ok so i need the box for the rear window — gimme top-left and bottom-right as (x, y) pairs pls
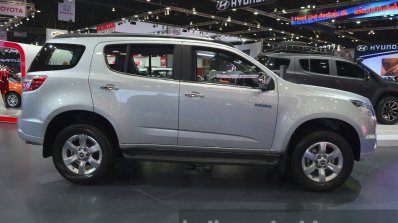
(266, 57), (290, 70)
(29, 43), (85, 72)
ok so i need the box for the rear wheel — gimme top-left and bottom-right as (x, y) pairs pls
(52, 124), (114, 184)
(291, 131), (354, 192)
(377, 96), (398, 125)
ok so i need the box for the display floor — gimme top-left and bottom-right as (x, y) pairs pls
(0, 123), (398, 223)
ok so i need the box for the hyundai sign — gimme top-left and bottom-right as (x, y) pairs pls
(216, 0), (273, 11)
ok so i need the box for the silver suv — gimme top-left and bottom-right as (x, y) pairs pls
(18, 34), (377, 191)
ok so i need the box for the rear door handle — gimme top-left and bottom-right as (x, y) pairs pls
(100, 84), (119, 91)
(185, 91), (204, 98)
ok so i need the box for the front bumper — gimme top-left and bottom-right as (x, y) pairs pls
(359, 134), (377, 161)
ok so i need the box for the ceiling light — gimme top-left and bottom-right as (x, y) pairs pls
(331, 19), (335, 22)
(257, 23), (260, 28)
(312, 5), (316, 9)
(227, 16), (231, 22)
(192, 8), (196, 14)
(348, 31), (354, 34)
(390, 17), (393, 20)
(156, 16), (159, 20)
(37, 10), (41, 13)
(147, 0), (150, 1)
(282, 9), (287, 13)
(356, 20), (361, 24)
(254, 33), (257, 36)
(112, 7), (115, 12)
(281, 31), (284, 33)
(219, 27), (222, 31)
(211, 15), (215, 18)
(232, 8), (236, 11)
(244, 22), (247, 25)
(307, 5), (311, 8)
(248, 28), (251, 31)
(268, 28), (272, 31)
(276, 18), (280, 21)
(254, 11), (258, 15)
(300, 6), (305, 9)
(190, 21), (193, 25)
(148, 11), (152, 14)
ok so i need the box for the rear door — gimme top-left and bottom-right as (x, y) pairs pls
(295, 58), (336, 88)
(89, 41), (181, 146)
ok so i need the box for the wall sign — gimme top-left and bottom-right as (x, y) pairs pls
(96, 22), (115, 33)
(291, 0), (398, 25)
(0, 3), (26, 17)
(58, 0), (75, 22)
(216, 0), (273, 11)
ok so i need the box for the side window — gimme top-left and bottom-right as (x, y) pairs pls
(299, 59), (309, 71)
(194, 49), (262, 88)
(127, 45), (174, 79)
(266, 57), (290, 70)
(104, 45), (127, 73)
(104, 44), (174, 79)
(309, 59), (330, 75)
(336, 61), (365, 79)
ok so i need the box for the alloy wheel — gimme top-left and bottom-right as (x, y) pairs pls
(62, 134), (102, 176)
(301, 141), (343, 183)
(382, 101), (398, 122)
(7, 94), (19, 107)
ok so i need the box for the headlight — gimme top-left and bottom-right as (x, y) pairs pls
(351, 100), (376, 120)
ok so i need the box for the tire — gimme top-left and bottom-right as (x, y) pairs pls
(376, 96), (398, 125)
(5, 92), (21, 108)
(52, 124), (114, 184)
(290, 131), (354, 192)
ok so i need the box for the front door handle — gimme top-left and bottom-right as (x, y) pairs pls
(185, 91), (204, 98)
(100, 84), (119, 91)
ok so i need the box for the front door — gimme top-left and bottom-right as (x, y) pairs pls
(333, 60), (378, 99)
(178, 46), (278, 150)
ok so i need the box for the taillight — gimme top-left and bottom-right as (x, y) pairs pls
(23, 75), (48, 92)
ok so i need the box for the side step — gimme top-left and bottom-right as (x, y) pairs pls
(122, 150), (281, 166)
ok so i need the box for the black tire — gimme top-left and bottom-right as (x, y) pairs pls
(291, 131), (354, 192)
(52, 124), (114, 184)
(5, 92), (21, 108)
(376, 96), (398, 125)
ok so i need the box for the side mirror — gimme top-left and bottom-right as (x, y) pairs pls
(365, 70), (371, 80)
(258, 73), (273, 91)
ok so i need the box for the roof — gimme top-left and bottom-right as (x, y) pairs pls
(53, 33), (234, 47)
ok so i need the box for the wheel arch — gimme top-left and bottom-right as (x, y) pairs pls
(280, 118), (360, 172)
(43, 110), (121, 158)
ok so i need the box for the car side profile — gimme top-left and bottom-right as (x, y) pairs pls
(266, 53), (398, 125)
(18, 34), (376, 191)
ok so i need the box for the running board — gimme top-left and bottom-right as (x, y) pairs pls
(122, 150), (280, 166)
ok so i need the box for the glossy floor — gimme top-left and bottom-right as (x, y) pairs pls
(1, 123), (397, 223)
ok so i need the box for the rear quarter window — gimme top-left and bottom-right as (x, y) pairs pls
(29, 43), (86, 72)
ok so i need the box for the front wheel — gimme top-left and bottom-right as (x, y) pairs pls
(291, 131), (354, 192)
(377, 96), (398, 125)
(6, 92), (21, 108)
(52, 124), (114, 184)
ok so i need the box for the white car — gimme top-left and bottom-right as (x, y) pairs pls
(18, 34), (376, 191)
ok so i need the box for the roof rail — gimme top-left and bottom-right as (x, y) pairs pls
(53, 33), (234, 47)
(266, 41), (335, 55)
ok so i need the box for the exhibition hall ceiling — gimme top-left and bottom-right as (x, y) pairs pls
(13, 0), (398, 47)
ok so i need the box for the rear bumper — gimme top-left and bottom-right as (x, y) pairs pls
(17, 127), (43, 145)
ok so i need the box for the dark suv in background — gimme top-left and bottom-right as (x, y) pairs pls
(266, 53), (398, 125)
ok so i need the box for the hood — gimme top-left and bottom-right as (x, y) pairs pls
(302, 84), (371, 104)
(386, 80), (398, 88)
